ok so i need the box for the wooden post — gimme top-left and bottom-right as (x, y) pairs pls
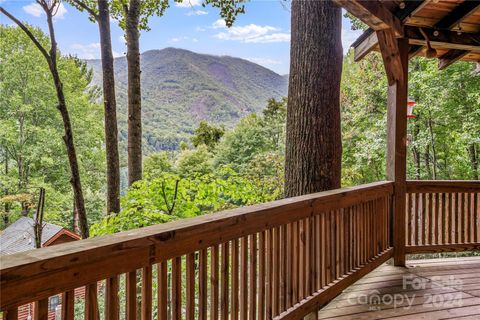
(377, 30), (409, 267)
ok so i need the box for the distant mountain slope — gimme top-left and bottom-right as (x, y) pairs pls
(86, 48), (288, 152)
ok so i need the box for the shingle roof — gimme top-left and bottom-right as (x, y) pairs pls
(0, 217), (63, 255)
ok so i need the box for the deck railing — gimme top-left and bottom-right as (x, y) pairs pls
(1, 181), (393, 320)
(405, 180), (480, 254)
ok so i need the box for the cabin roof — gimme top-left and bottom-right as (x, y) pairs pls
(336, 0), (480, 68)
(0, 217), (77, 255)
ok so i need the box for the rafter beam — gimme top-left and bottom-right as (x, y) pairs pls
(334, 0), (404, 36)
(354, 31), (378, 62)
(435, 1), (480, 30)
(438, 49), (470, 70)
(404, 26), (480, 52)
(408, 45), (424, 59)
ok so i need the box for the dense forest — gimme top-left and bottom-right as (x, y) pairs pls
(0, 23), (479, 233)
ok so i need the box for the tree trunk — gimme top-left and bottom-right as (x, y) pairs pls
(126, 0), (143, 186)
(285, 0), (343, 198)
(425, 144), (432, 179)
(426, 109), (437, 179)
(45, 11), (89, 238)
(469, 143), (479, 180)
(412, 125), (421, 179)
(98, 0), (121, 214)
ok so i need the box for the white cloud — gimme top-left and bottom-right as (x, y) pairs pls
(246, 57), (282, 66)
(119, 35), (126, 44)
(196, 26), (206, 32)
(175, 0), (202, 8)
(23, 2), (67, 20)
(192, 38), (199, 42)
(212, 20), (290, 44)
(341, 28), (363, 54)
(23, 2), (43, 17)
(70, 43), (124, 59)
(186, 10), (208, 16)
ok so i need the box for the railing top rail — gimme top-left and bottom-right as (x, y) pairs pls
(406, 180), (480, 193)
(0, 181), (393, 309)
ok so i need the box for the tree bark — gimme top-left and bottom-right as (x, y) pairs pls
(125, 0), (143, 186)
(45, 10), (89, 238)
(98, 0), (121, 214)
(285, 0), (343, 198)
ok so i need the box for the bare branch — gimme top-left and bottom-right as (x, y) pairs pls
(70, 0), (98, 20)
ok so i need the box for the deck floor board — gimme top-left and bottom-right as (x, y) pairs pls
(318, 257), (480, 320)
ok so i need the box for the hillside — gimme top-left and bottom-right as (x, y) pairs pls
(86, 48), (288, 152)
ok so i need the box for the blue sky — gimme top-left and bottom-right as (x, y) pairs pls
(0, 0), (362, 74)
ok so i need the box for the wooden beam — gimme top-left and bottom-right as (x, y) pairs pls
(354, 31), (378, 62)
(376, 29), (405, 85)
(435, 1), (480, 30)
(384, 36), (409, 267)
(404, 26), (480, 51)
(438, 49), (470, 69)
(333, 0), (404, 36)
(408, 45), (424, 59)
(397, 0), (430, 21)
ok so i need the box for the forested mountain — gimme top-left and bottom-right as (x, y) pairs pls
(86, 48), (288, 152)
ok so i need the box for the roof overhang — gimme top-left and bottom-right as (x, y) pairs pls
(334, 0), (480, 70)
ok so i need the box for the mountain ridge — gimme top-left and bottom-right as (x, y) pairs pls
(86, 47), (288, 152)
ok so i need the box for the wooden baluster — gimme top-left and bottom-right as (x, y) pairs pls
(407, 193), (412, 246)
(249, 234), (257, 320)
(286, 224), (293, 309)
(305, 218), (311, 296)
(186, 253), (195, 320)
(320, 213), (326, 288)
(258, 232), (266, 320)
(142, 266), (152, 320)
(266, 229), (273, 319)
(324, 213), (330, 285)
(199, 250), (208, 320)
(273, 227), (280, 316)
(280, 225), (287, 311)
(461, 193), (466, 244)
(330, 212), (336, 281)
(315, 214), (322, 290)
(427, 193), (433, 245)
(456, 193), (461, 244)
(34, 299), (48, 320)
(231, 240), (239, 320)
(414, 193), (419, 245)
(474, 193), (479, 243)
(172, 257), (182, 320)
(157, 262), (168, 320)
(448, 193), (453, 244)
(434, 193), (439, 245)
(420, 193), (426, 245)
(210, 246), (219, 320)
(240, 237), (248, 320)
(467, 192), (473, 243)
(441, 193), (447, 245)
(105, 277), (119, 320)
(4, 308), (18, 320)
(221, 243), (229, 320)
(62, 290), (75, 320)
(85, 283), (99, 320)
(292, 222), (298, 302)
(126, 272), (136, 320)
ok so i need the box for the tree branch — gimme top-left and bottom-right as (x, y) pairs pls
(0, 6), (51, 62)
(70, 0), (98, 20)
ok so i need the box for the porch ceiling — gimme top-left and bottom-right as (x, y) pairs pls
(335, 0), (480, 69)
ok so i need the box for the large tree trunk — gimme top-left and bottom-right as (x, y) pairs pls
(285, 0), (343, 198)
(98, 0), (121, 214)
(126, 0), (143, 186)
(45, 11), (89, 238)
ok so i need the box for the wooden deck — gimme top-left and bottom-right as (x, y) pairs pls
(318, 256), (480, 320)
